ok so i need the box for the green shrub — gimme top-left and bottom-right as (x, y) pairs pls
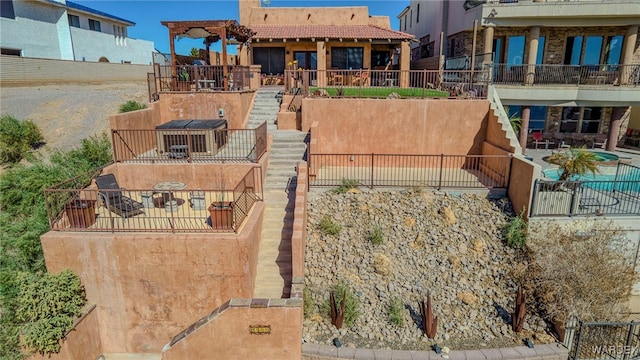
(0, 115), (44, 165)
(365, 225), (384, 246)
(332, 178), (359, 194)
(318, 215), (342, 236)
(303, 287), (315, 318)
(17, 269), (86, 355)
(329, 281), (360, 327)
(388, 297), (404, 326)
(118, 100), (147, 113)
(503, 213), (528, 249)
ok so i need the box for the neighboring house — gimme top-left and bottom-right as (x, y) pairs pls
(238, 0), (414, 86)
(399, 0), (640, 151)
(0, 0), (154, 64)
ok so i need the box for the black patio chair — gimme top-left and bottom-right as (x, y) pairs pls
(95, 174), (144, 218)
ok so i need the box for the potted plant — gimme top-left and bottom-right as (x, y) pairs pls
(208, 169), (233, 230)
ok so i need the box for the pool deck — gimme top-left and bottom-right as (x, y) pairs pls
(525, 146), (640, 174)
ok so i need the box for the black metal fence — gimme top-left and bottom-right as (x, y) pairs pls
(531, 164), (640, 217)
(493, 63), (640, 87)
(307, 153), (512, 189)
(111, 122), (267, 163)
(44, 167), (262, 233)
(568, 320), (640, 360)
(150, 64), (253, 93)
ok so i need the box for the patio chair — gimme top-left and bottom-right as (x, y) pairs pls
(592, 134), (607, 149)
(532, 132), (546, 149)
(555, 133), (570, 149)
(351, 70), (370, 86)
(95, 174), (144, 218)
(571, 133), (585, 147)
(543, 132), (556, 148)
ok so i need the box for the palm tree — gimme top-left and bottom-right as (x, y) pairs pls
(547, 147), (600, 181)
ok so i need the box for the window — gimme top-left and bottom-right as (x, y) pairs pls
(371, 50), (390, 67)
(68, 14), (80, 28)
(89, 19), (101, 32)
(506, 36), (525, 66)
(404, 15), (407, 31)
(416, 3), (420, 23)
(331, 47), (363, 69)
(605, 35), (623, 65)
(421, 42), (435, 58)
(1, 0), (15, 19)
(507, 106), (548, 131)
(410, 10), (412, 28)
(564, 36), (583, 65)
(293, 51), (317, 70)
(253, 47), (285, 74)
(560, 107), (602, 133)
(536, 36), (545, 64)
(583, 36), (603, 65)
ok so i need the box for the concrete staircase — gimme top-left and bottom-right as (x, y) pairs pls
(248, 88), (307, 299)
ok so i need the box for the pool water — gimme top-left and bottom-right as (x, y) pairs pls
(590, 151), (619, 162)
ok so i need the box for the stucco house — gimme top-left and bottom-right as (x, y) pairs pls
(0, 0), (154, 64)
(237, 0), (414, 87)
(399, 0), (640, 152)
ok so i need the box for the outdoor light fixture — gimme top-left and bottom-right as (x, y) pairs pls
(219, 109), (224, 118)
(349, 155), (355, 161)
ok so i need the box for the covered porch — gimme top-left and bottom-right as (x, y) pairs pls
(247, 24), (413, 88)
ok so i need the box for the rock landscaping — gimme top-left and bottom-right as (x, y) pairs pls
(303, 189), (554, 351)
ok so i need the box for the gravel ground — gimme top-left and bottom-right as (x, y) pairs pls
(0, 82), (148, 151)
(304, 189), (555, 351)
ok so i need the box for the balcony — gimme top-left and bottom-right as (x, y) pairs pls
(44, 166), (262, 233)
(492, 64), (640, 87)
(285, 69), (491, 99)
(148, 64), (258, 100)
(111, 123), (267, 163)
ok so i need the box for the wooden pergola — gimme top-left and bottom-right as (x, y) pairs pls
(161, 20), (255, 89)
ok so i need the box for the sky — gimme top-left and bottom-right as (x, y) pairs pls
(74, 0), (410, 56)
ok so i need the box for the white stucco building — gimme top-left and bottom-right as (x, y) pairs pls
(0, 0), (154, 64)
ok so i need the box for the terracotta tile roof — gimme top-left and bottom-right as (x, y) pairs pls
(250, 25), (414, 41)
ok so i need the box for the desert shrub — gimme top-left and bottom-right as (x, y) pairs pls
(519, 221), (634, 322)
(332, 178), (359, 194)
(328, 281), (360, 327)
(303, 287), (315, 318)
(366, 225), (385, 246)
(502, 213), (527, 249)
(118, 100), (147, 113)
(17, 269), (86, 355)
(0, 115), (44, 165)
(0, 135), (111, 358)
(318, 215), (341, 236)
(388, 297), (404, 326)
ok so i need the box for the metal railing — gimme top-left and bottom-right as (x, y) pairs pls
(285, 69), (490, 99)
(568, 320), (640, 360)
(493, 63), (640, 86)
(111, 123), (267, 163)
(150, 64), (253, 93)
(44, 167), (262, 233)
(307, 153), (512, 189)
(531, 164), (640, 217)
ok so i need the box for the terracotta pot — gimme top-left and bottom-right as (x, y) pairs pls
(208, 202), (233, 230)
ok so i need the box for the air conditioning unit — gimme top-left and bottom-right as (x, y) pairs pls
(155, 120), (227, 157)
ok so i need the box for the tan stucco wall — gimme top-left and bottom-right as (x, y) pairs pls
(41, 202), (264, 353)
(162, 306), (302, 360)
(156, 91), (256, 129)
(29, 306), (102, 360)
(508, 155), (540, 218)
(109, 102), (161, 130)
(247, 6), (373, 26)
(302, 98), (490, 155)
(485, 110), (516, 153)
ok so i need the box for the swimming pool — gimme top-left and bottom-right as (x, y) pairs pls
(590, 151), (620, 165)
